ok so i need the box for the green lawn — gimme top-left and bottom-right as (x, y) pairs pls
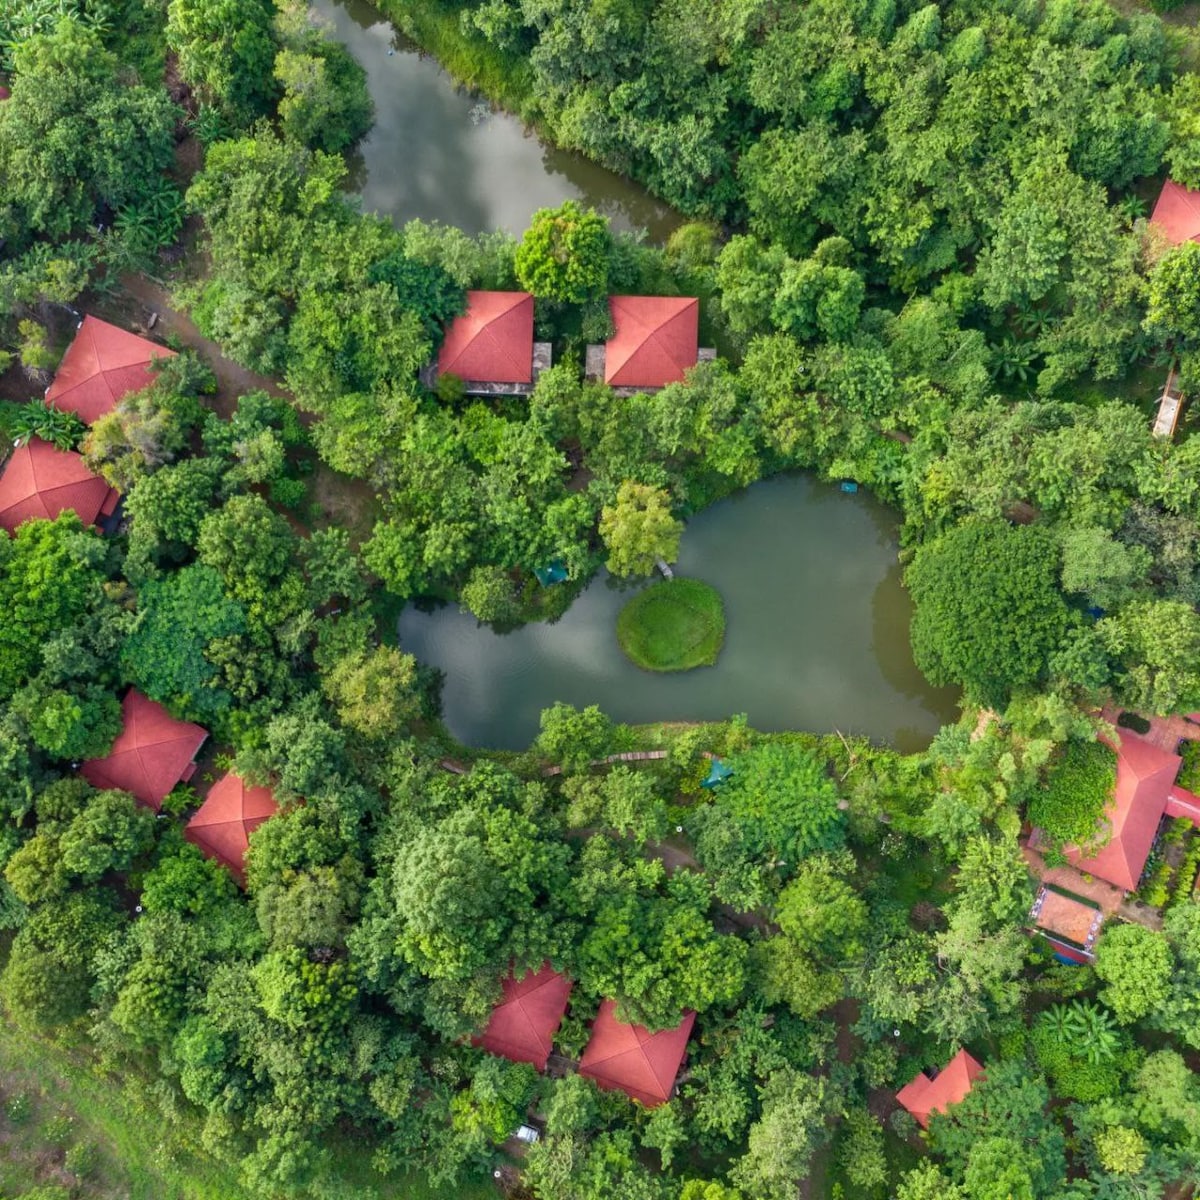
(0, 1019), (496, 1200)
(616, 578), (726, 672)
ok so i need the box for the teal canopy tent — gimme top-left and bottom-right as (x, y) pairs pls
(702, 758), (733, 789)
(533, 559), (568, 587)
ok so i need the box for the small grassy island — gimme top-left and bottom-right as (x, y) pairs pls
(616, 578), (725, 672)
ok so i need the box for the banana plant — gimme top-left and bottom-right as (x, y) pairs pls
(9, 398), (86, 450)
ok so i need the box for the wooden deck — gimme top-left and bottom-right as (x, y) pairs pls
(584, 346), (717, 394)
(419, 342), (552, 396)
(1153, 363), (1184, 439)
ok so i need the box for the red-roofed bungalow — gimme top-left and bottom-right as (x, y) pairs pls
(185, 772), (278, 887)
(578, 1001), (695, 1107)
(428, 291), (550, 395)
(0, 438), (119, 534)
(474, 963), (572, 1071)
(587, 296), (712, 393)
(81, 690), (207, 811)
(1150, 180), (1200, 247)
(46, 316), (175, 426)
(1065, 733), (1182, 893)
(896, 1049), (984, 1129)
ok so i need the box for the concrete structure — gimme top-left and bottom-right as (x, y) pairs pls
(425, 291), (550, 396)
(1150, 179), (1200, 246)
(585, 296), (714, 394)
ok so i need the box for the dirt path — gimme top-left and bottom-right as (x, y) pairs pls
(112, 275), (289, 417)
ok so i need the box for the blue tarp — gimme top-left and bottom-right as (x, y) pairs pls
(702, 758), (734, 789)
(840, 480), (859, 493)
(533, 559), (568, 587)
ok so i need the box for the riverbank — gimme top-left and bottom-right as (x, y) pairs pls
(374, 0), (538, 120)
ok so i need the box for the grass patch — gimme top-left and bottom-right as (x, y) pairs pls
(616, 578), (725, 672)
(0, 1019), (494, 1200)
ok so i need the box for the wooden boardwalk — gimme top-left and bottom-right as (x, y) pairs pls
(1153, 363), (1183, 439)
(542, 750), (669, 777)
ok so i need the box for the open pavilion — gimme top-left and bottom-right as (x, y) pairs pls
(185, 772), (278, 887)
(82, 690), (207, 811)
(578, 1001), (694, 1107)
(46, 315), (175, 425)
(426, 290), (550, 395)
(1028, 885), (1104, 963)
(586, 296), (713, 394)
(0, 438), (119, 534)
(1064, 733), (1183, 893)
(1150, 179), (1200, 246)
(896, 1049), (984, 1129)
(474, 963), (572, 1071)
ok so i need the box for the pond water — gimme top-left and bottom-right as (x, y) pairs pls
(308, 0), (682, 240)
(399, 475), (960, 754)
(304, 6), (955, 751)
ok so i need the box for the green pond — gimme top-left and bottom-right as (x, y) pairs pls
(309, 0), (682, 240)
(399, 476), (960, 753)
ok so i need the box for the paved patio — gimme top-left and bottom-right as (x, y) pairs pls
(1022, 841), (1125, 916)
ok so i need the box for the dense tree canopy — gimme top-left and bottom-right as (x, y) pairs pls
(907, 522), (1074, 706)
(6, 0), (1200, 1198)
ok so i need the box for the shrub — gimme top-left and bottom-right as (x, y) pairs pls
(1028, 740), (1115, 850)
(1116, 711), (1151, 734)
(64, 1140), (99, 1177)
(6, 1090), (32, 1123)
(1179, 741), (1200, 792)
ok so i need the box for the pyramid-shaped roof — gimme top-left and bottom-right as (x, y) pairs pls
(896, 1049), (984, 1129)
(0, 438), (118, 534)
(1150, 180), (1200, 247)
(184, 772), (278, 887)
(474, 963), (572, 1071)
(46, 316), (175, 425)
(81, 690), (207, 811)
(1067, 732), (1181, 892)
(437, 291), (534, 384)
(605, 296), (699, 389)
(578, 1000), (695, 1107)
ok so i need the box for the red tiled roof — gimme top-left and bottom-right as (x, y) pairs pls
(0, 438), (118, 533)
(184, 772), (278, 887)
(81, 690), (207, 811)
(578, 1001), (694, 1107)
(46, 316), (175, 425)
(1166, 784), (1200, 825)
(474, 963), (572, 1071)
(605, 296), (699, 389)
(896, 1049), (984, 1129)
(1150, 180), (1200, 247)
(437, 291), (534, 384)
(1067, 733), (1181, 892)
